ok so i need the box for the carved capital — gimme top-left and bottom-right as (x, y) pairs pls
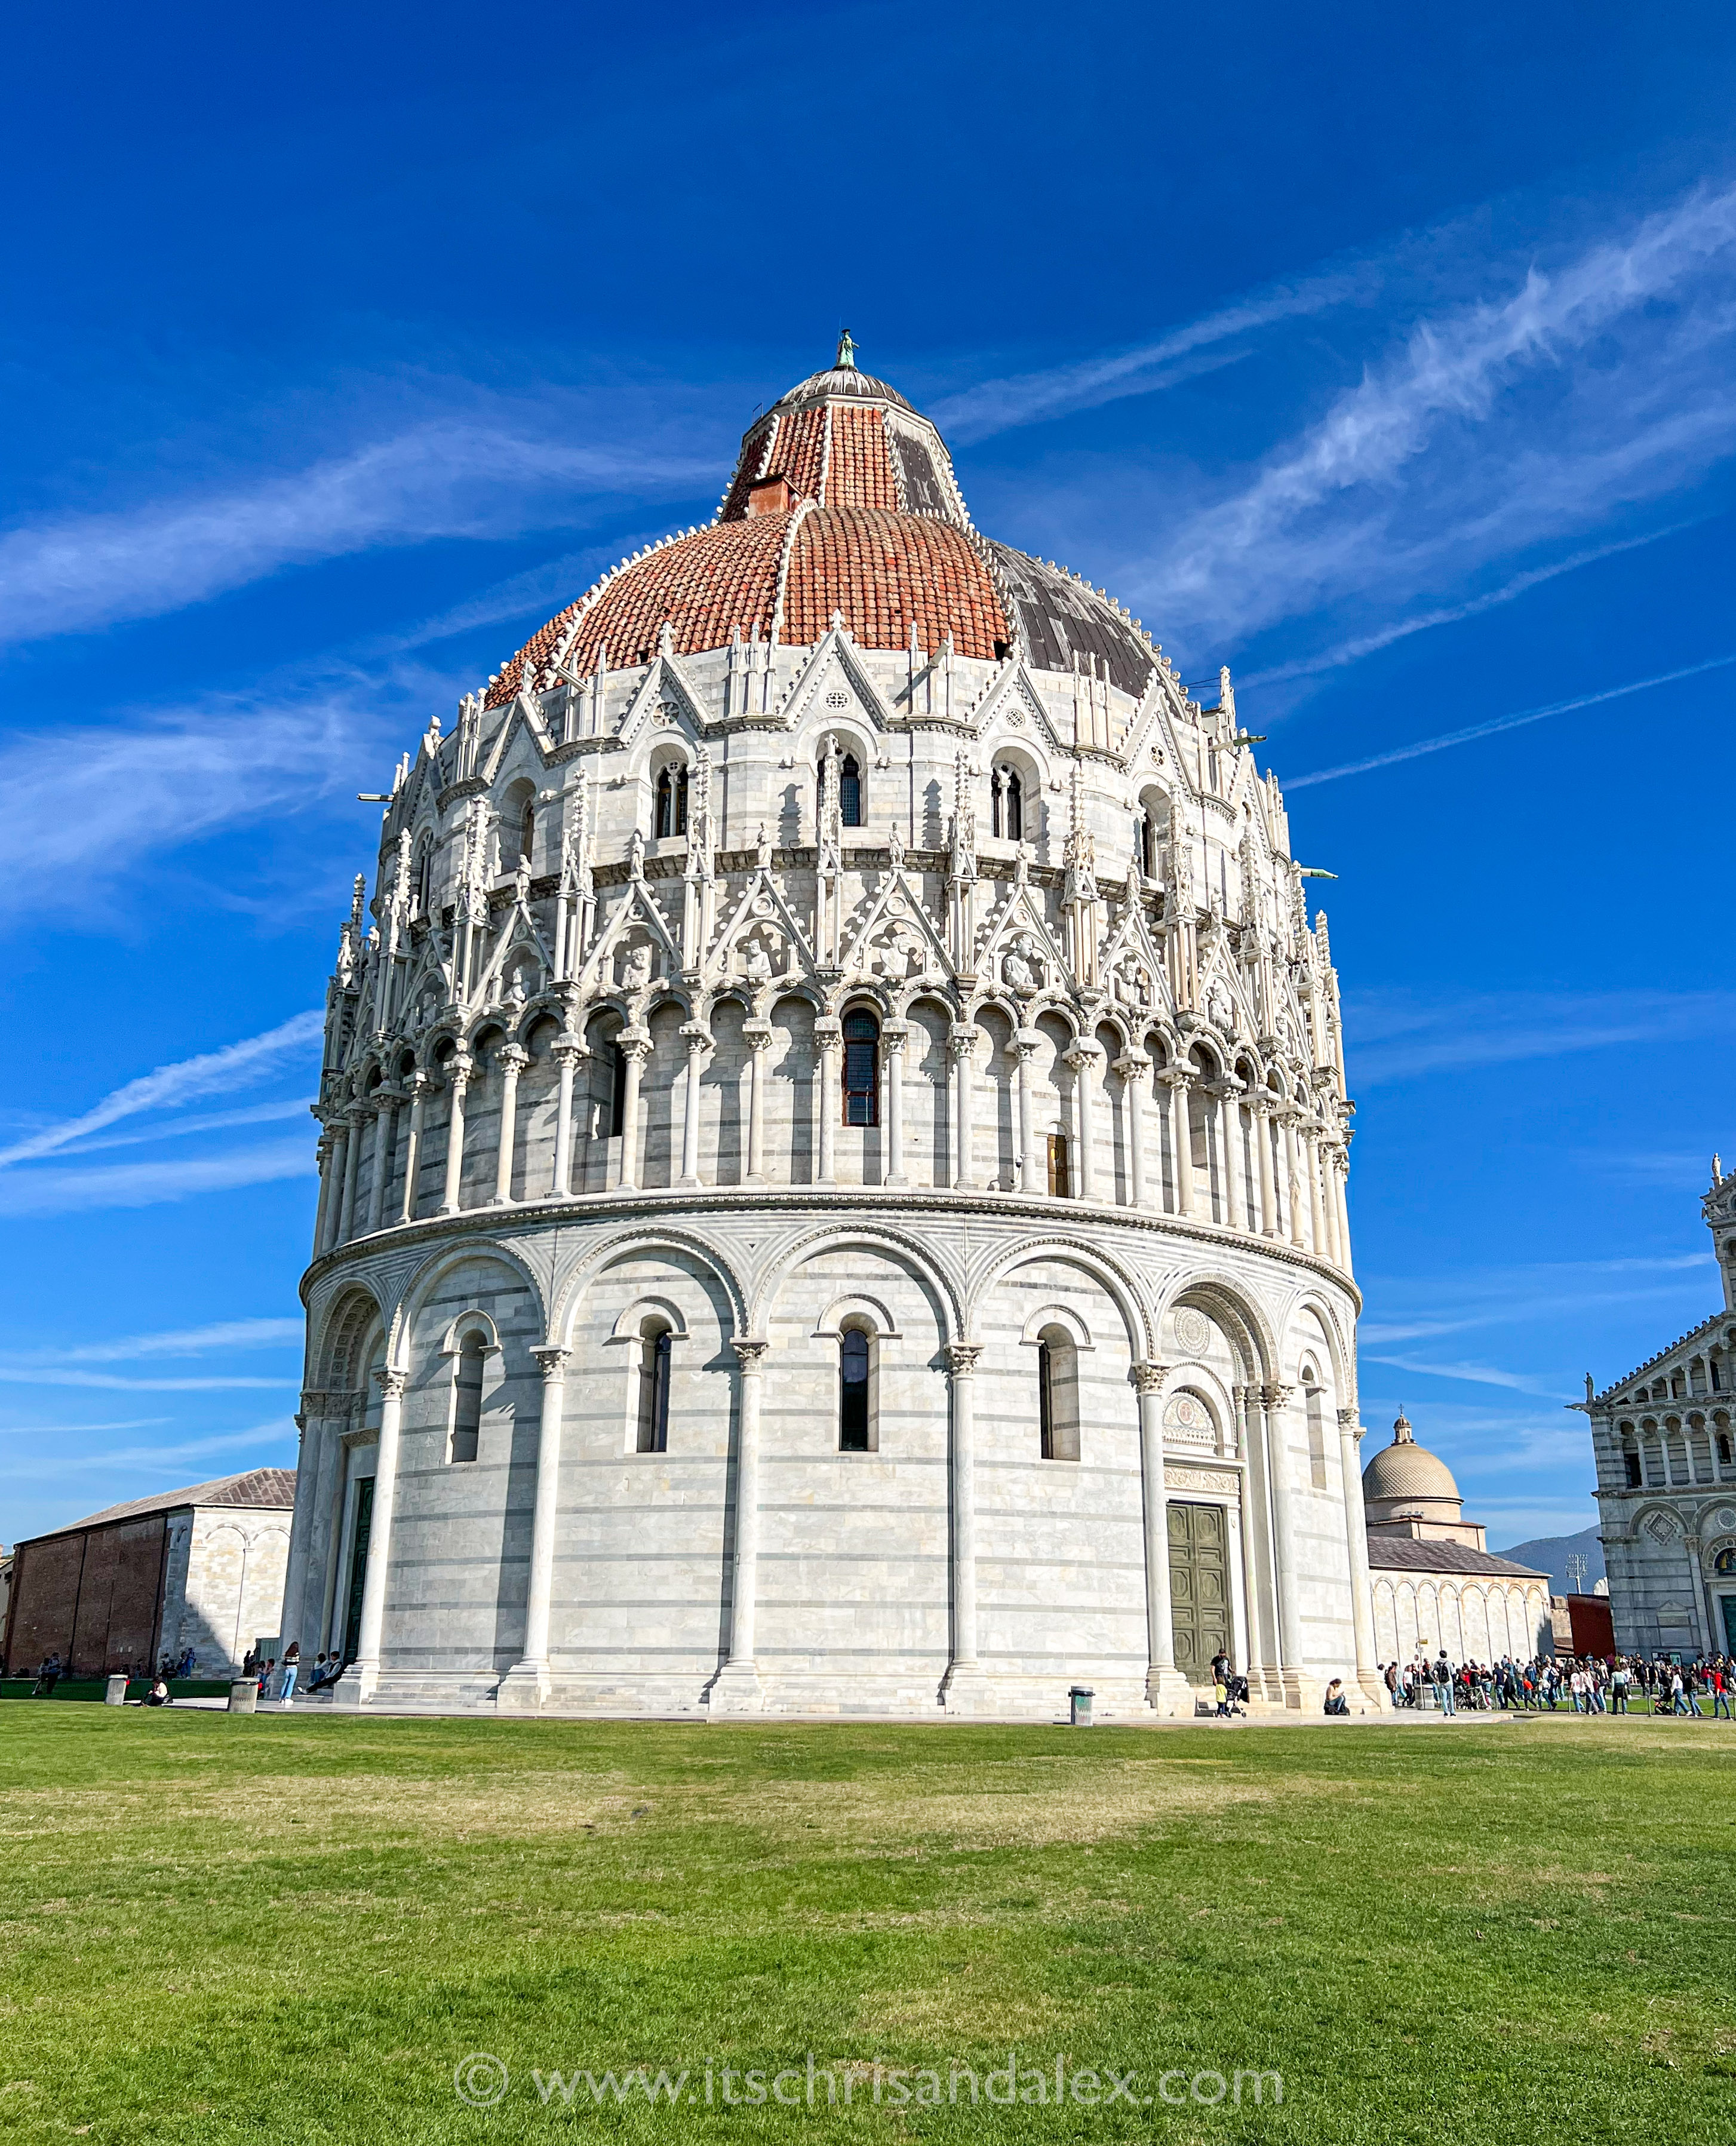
(732, 1337), (770, 1373)
(814, 1018), (843, 1052)
(1114, 1051), (1152, 1080)
(944, 1342), (984, 1376)
(679, 1023), (714, 1054)
(551, 1033), (588, 1066)
(1131, 1359), (1169, 1397)
(494, 1045), (530, 1075)
(1062, 1044), (1102, 1073)
(374, 1367), (410, 1402)
(880, 1023), (911, 1050)
(1154, 1063), (1192, 1091)
(948, 1027), (981, 1061)
(618, 1028), (653, 1061)
(743, 1020), (775, 1052)
(530, 1345), (571, 1381)
(1261, 1381), (1295, 1411)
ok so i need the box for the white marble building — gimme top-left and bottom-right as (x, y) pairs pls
(1361, 1412), (1552, 1665)
(1585, 1161), (1736, 1658)
(285, 339), (1382, 1718)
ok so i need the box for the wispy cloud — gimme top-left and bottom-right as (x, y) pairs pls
(930, 267), (1372, 442)
(1129, 181), (1736, 657)
(0, 422), (714, 647)
(1286, 650), (1736, 788)
(0, 1417), (168, 1437)
(1365, 1352), (1569, 1398)
(0, 1140), (312, 1218)
(1239, 524), (1700, 690)
(29, 1317), (304, 1364)
(0, 1366), (296, 1390)
(0, 1423), (296, 1479)
(49, 1098), (312, 1160)
(1347, 987), (1736, 1087)
(0, 1014), (322, 1168)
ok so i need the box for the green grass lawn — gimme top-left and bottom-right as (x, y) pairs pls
(1, 1711), (1731, 2144)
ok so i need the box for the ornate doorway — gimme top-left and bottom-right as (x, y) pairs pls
(1168, 1500), (1231, 1680)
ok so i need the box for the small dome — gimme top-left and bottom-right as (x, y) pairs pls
(1362, 1409), (1462, 1508)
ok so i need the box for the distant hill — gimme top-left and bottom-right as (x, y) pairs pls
(1495, 1524), (1605, 1597)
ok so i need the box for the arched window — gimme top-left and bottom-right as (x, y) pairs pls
(518, 797), (536, 865)
(842, 1009), (880, 1126)
(451, 1328), (488, 1463)
(414, 839), (433, 916)
(1036, 1324), (1079, 1460)
(655, 765), (689, 840)
(637, 1321), (672, 1453)
(1138, 809), (1157, 879)
(1045, 1132), (1071, 1198)
(839, 1326), (873, 1451)
(1623, 1442), (1642, 1487)
(992, 764), (1024, 841)
(1719, 1432), (1732, 1465)
(840, 754), (863, 828)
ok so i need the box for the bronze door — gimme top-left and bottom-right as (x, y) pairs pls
(1167, 1500), (1231, 1680)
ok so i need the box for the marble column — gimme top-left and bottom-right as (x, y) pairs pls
(1012, 1029), (1042, 1194)
(1252, 1099), (1278, 1238)
(1135, 1362), (1190, 1712)
(949, 1026), (979, 1190)
(1162, 1067), (1196, 1216)
(712, 1338), (769, 1711)
(1118, 1052), (1151, 1208)
(1337, 1410), (1383, 1702)
(337, 1106), (365, 1242)
(364, 1094), (398, 1235)
(1064, 1042), (1101, 1202)
(678, 1023), (711, 1189)
(1333, 1144), (1354, 1276)
(550, 1035), (585, 1197)
(1298, 1117), (1321, 1252)
(491, 1045), (527, 1204)
(743, 1021), (773, 1185)
(311, 1127), (338, 1254)
(498, 1346), (571, 1710)
(278, 1396), (322, 1650)
(1214, 1082), (1246, 1230)
(942, 1341), (987, 1708)
(1261, 1383), (1307, 1705)
(333, 1367), (407, 1707)
(616, 1029), (650, 1192)
(439, 1057), (473, 1217)
(398, 1073), (430, 1224)
(321, 1120), (351, 1252)
(816, 1018), (842, 1187)
(882, 1023), (909, 1186)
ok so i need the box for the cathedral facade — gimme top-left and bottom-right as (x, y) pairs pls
(1585, 1163), (1736, 1659)
(284, 340), (1381, 1718)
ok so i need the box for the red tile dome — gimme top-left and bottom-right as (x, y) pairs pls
(484, 337), (1159, 707)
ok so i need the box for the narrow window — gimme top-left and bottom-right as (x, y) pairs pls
(1720, 1433), (1732, 1465)
(1623, 1449), (1642, 1488)
(1139, 810), (1156, 879)
(1714, 1359), (1723, 1391)
(654, 766), (688, 839)
(993, 765), (1024, 841)
(1304, 1380), (1328, 1490)
(1036, 1324), (1079, 1460)
(414, 842), (433, 914)
(839, 1327), (871, 1451)
(608, 1040), (626, 1137)
(519, 799), (536, 865)
(1046, 1132), (1070, 1198)
(842, 1009), (880, 1126)
(451, 1329), (487, 1462)
(839, 754), (863, 828)
(637, 1323), (672, 1453)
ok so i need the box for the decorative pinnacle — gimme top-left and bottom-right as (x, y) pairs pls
(835, 328), (858, 371)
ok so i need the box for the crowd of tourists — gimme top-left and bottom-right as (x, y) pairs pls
(1377, 1651), (1734, 1715)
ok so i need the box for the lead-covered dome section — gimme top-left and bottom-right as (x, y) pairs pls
(482, 342), (1161, 708)
(1362, 1412), (1464, 1511)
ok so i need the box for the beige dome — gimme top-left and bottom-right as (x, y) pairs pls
(1362, 1410), (1462, 1511)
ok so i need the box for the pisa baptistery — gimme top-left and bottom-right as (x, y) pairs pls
(287, 337), (1381, 1719)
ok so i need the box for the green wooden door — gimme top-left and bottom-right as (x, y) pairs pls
(1167, 1500), (1231, 1681)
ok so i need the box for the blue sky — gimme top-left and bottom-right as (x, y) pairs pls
(4, 1), (1735, 1548)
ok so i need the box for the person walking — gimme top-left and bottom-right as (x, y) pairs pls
(275, 1644), (300, 1708)
(1433, 1650), (1456, 1717)
(1710, 1662), (1731, 1720)
(1611, 1660), (1630, 1714)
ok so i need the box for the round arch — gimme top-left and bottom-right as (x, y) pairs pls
(965, 1235), (1152, 1361)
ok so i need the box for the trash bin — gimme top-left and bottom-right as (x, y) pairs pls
(228, 1680), (259, 1715)
(1069, 1686), (1094, 1727)
(104, 1674), (128, 1706)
